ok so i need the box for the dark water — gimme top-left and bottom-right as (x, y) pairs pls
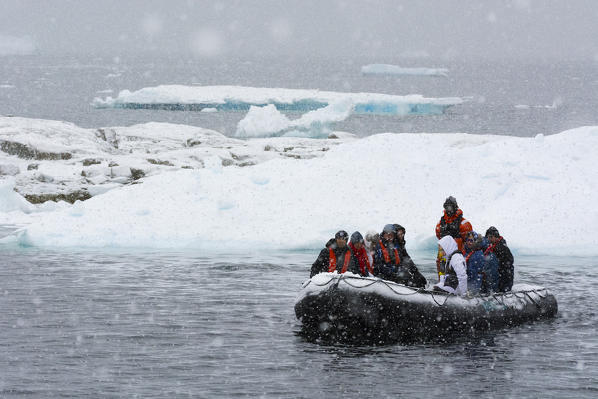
(1, 54), (597, 137)
(1, 246), (596, 398)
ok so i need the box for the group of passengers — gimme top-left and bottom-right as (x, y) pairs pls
(310, 196), (514, 296)
(310, 224), (427, 288)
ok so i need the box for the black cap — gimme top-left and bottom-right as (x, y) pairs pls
(443, 196), (458, 209)
(335, 230), (349, 239)
(350, 231), (364, 243)
(393, 224), (405, 234)
(485, 226), (500, 238)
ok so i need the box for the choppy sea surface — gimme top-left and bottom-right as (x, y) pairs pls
(1, 55), (598, 397)
(0, 247), (596, 398)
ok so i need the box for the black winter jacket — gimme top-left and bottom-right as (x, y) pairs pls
(310, 241), (357, 277)
(494, 238), (514, 292)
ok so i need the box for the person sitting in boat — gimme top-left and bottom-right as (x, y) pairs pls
(348, 231), (374, 277)
(434, 235), (468, 295)
(373, 224), (426, 288)
(372, 224), (400, 281)
(364, 230), (379, 266)
(484, 226), (514, 292)
(393, 224), (427, 288)
(310, 230), (358, 277)
(435, 196), (473, 252)
(463, 231), (485, 294)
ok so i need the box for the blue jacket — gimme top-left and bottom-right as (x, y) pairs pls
(481, 237), (499, 293)
(464, 248), (485, 294)
(373, 239), (400, 280)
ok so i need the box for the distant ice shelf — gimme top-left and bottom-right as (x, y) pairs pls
(361, 64), (449, 77)
(93, 85), (462, 116)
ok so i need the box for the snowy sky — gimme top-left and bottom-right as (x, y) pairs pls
(1, 0), (597, 60)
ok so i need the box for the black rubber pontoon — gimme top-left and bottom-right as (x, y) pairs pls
(295, 273), (558, 344)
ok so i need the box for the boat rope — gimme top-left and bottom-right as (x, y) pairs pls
(430, 291), (452, 307)
(340, 278), (380, 289)
(340, 275), (425, 296)
(303, 275), (551, 308)
(382, 281), (425, 296)
(524, 291), (541, 308)
(491, 293), (507, 307)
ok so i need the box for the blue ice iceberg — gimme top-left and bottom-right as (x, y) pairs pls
(93, 85), (461, 116)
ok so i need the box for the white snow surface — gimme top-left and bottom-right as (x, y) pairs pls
(92, 84), (462, 115)
(361, 64), (449, 77)
(1, 116), (597, 256)
(0, 116), (351, 199)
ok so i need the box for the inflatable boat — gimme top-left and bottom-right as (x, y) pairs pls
(295, 273), (558, 344)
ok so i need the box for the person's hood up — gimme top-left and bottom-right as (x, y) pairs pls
(439, 235), (458, 255)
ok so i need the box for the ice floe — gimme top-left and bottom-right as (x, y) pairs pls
(93, 85), (462, 116)
(1, 116), (596, 256)
(0, 116), (354, 203)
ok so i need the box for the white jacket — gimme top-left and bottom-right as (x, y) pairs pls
(435, 235), (468, 295)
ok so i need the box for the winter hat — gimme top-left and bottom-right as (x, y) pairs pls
(466, 231), (483, 248)
(350, 231), (364, 244)
(393, 224), (405, 234)
(335, 230), (349, 239)
(365, 230), (379, 244)
(485, 226), (500, 238)
(443, 196), (458, 210)
(382, 224), (395, 235)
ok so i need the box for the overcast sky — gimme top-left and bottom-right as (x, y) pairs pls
(1, 0), (597, 61)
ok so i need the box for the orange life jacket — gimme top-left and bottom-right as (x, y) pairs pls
(328, 248), (352, 273)
(379, 240), (400, 265)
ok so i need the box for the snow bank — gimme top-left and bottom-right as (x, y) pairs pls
(0, 116), (351, 201)
(361, 64), (449, 77)
(9, 126), (598, 256)
(93, 85), (462, 116)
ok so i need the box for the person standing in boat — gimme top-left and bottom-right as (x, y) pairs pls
(463, 231), (485, 294)
(310, 230), (358, 277)
(393, 224), (427, 288)
(484, 226), (514, 292)
(434, 235), (468, 295)
(435, 196), (473, 252)
(435, 196), (472, 279)
(348, 231), (374, 277)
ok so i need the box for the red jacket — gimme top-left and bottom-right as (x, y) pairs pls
(435, 208), (473, 252)
(349, 242), (374, 276)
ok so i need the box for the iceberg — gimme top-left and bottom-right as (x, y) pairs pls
(0, 177), (34, 213)
(361, 64), (449, 77)
(92, 85), (462, 116)
(235, 99), (354, 138)
(2, 118), (597, 257)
